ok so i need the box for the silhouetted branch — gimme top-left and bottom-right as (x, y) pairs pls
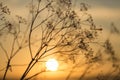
(0, 0), (119, 80)
(0, 43), (9, 59)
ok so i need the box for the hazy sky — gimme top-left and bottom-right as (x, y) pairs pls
(79, 0), (120, 24)
(4, 0), (119, 64)
(81, 0), (120, 8)
(2, 0), (119, 67)
(5, 0), (120, 26)
(0, 0), (120, 79)
(1, 0), (120, 69)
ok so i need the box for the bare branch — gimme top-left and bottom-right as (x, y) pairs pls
(0, 43), (9, 59)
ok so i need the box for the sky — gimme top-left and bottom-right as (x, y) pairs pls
(78, 0), (120, 55)
(2, 0), (120, 19)
(4, 0), (120, 28)
(79, 0), (120, 24)
(0, 0), (120, 79)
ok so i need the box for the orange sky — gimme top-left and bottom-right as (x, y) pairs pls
(0, 0), (120, 79)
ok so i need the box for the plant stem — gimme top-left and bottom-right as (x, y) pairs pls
(3, 59), (11, 80)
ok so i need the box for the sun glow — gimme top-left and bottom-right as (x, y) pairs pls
(46, 59), (59, 71)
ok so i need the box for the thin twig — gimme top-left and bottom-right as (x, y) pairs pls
(0, 43), (9, 59)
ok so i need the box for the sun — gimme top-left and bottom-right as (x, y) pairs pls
(46, 58), (59, 71)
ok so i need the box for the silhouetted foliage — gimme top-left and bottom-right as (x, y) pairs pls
(0, 0), (119, 80)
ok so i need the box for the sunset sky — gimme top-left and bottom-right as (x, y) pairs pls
(5, 0), (120, 30)
(0, 0), (120, 80)
(3, 0), (120, 26)
(5, 0), (120, 59)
